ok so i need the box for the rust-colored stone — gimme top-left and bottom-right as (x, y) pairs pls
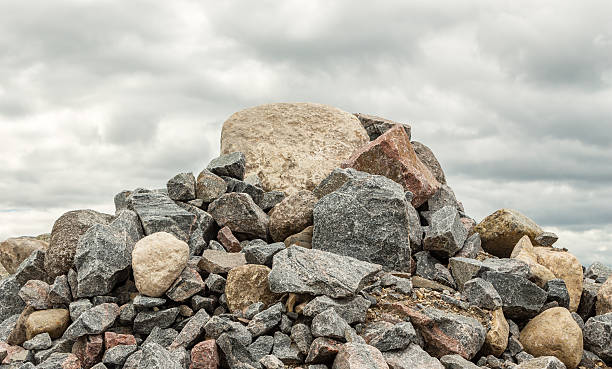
(72, 334), (103, 369)
(190, 339), (219, 369)
(217, 226), (241, 252)
(104, 331), (137, 350)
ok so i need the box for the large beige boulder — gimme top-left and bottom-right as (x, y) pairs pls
(511, 236), (556, 288)
(519, 307), (583, 369)
(483, 308), (509, 357)
(533, 247), (583, 312)
(225, 264), (281, 313)
(473, 209), (543, 258)
(596, 275), (612, 315)
(0, 237), (48, 274)
(132, 232), (189, 297)
(220, 103), (369, 195)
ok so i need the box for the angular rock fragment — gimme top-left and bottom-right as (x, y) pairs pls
(208, 192), (269, 240)
(583, 312), (612, 363)
(48, 275), (72, 305)
(260, 191), (286, 212)
(199, 249), (246, 274)
(248, 302), (283, 337)
(585, 261), (612, 283)
(0, 236), (48, 274)
(269, 190), (317, 242)
(455, 233), (483, 259)
(103, 344), (138, 366)
(411, 141), (446, 185)
(311, 308), (351, 340)
(354, 113), (411, 141)
(272, 331), (302, 364)
(133, 307), (180, 335)
(480, 271), (547, 320)
(544, 279), (570, 309)
(23, 332), (53, 350)
(243, 240), (285, 266)
(167, 172), (196, 201)
(414, 251), (456, 288)
(333, 343), (389, 369)
(0, 277), (26, 321)
(138, 342), (183, 369)
(207, 151), (246, 180)
(532, 247), (583, 312)
(362, 321), (418, 352)
(448, 257), (483, 291)
(463, 278), (502, 310)
(196, 169), (227, 203)
(483, 308), (509, 357)
(225, 264), (280, 313)
(516, 356), (568, 369)
(166, 266), (205, 302)
(63, 303), (119, 339)
(534, 232), (558, 247)
(19, 280), (51, 309)
(439, 354), (479, 369)
(217, 226), (241, 252)
(423, 206), (468, 257)
(302, 295), (371, 325)
(597, 275), (612, 315)
(190, 339), (219, 369)
(15, 248), (47, 286)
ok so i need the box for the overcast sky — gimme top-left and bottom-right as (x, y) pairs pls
(1, 1), (611, 266)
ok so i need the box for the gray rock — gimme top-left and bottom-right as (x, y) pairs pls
(463, 278), (502, 310)
(571, 312), (585, 331)
(223, 176), (265, 206)
(0, 277), (26, 321)
(260, 354), (285, 369)
(133, 295), (166, 309)
(243, 240), (285, 267)
(534, 232), (558, 247)
(480, 271), (547, 320)
(204, 273), (226, 294)
(312, 168), (359, 199)
(448, 257), (483, 291)
(362, 321), (418, 352)
(585, 261), (612, 283)
(290, 323), (312, 355)
(0, 314), (19, 341)
(412, 141), (446, 185)
(584, 312), (612, 363)
(578, 279), (601, 320)
(311, 308), (351, 340)
(15, 249), (47, 286)
(272, 331), (302, 365)
(67, 268), (78, 300)
(244, 302), (265, 320)
(380, 274), (413, 294)
(248, 302), (283, 337)
(414, 251), (456, 289)
(36, 353), (81, 369)
(249, 335), (275, 362)
(204, 315), (251, 345)
(48, 275), (72, 305)
(407, 203), (424, 253)
(138, 343), (182, 369)
(245, 174), (263, 188)
(279, 314), (292, 335)
(143, 326), (179, 347)
(69, 299), (93, 321)
(127, 189), (196, 242)
(114, 190), (132, 213)
(207, 152), (246, 180)
(383, 343), (443, 368)
(191, 295), (216, 314)
(23, 333), (52, 350)
(103, 344), (138, 366)
(427, 185), (463, 213)
(166, 266), (205, 302)
(516, 356), (566, 369)
(302, 295), (371, 325)
(33, 338), (73, 365)
(260, 191), (286, 212)
(19, 280), (51, 309)
(170, 308), (210, 348)
(440, 354), (480, 369)
(544, 278), (570, 309)
(63, 303), (120, 339)
(167, 172), (196, 201)
(123, 350), (143, 369)
(455, 233), (483, 259)
(355, 113), (411, 141)
(480, 258), (530, 278)
(134, 307), (180, 335)
(175, 202), (217, 256)
(268, 247), (381, 298)
(305, 337), (342, 364)
(312, 171), (412, 271)
(208, 193), (269, 240)
(196, 169), (227, 202)
(333, 342), (388, 369)
(423, 206), (468, 257)
(217, 330), (260, 369)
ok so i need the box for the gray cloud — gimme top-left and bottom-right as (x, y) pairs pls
(1, 0), (611, 266)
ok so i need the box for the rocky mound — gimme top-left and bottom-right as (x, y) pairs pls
(0, 103), (611, 369)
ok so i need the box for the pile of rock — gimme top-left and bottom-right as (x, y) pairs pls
(0, 102), (610, 369)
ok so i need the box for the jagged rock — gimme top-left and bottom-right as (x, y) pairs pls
(204, 273), (226, 294)
(448, 257), (483, 290)
(44, 209), (113, 279)
(585, 262), (612, 283)
(0, 236), (48, 274)
(0, 277), (26, 321)
(208, 192), (269, 240)
(455, 233), (483, 259)
(132, 232), (189, 297)
(342, 125), (439, 207)
(483, 308), (509, 357)
(284, 226), (313, 249)
(14, 248), (47, 285)
(103, 344), (138, 366)
(290, 323), (312, 356)
(354, 113), (411, 141)
(481, 271), (547, 320)
(63, 303), (119, 339)
(597, 275), (612, 315)
(272, 331), (302, 365)
(463, 278), (502, 310)
(426, 184), (463, 214)
(105, 332), (137, 349)
(423, 206), (468, 258)
(19, 280), (51, 309)
(207, 151), (246, 180)
(473, 209), (543, 258)
(114, 190), (131, 213)
(269, 190), (317, 242)
(143, 326), (178, 347)
(411, 141), (446, 185)
(260, 354), (285, 369)
(133, 307), (180, 335)
(480, 258), (530, 278)
(520, 307), (582, 369)
(534, 232), (558, 247)
(381, 343), (442, 368)
(268, 247), (381, 298)
(544, 279), (570, 309)
(578, 280), (600, 321)
(7, 305), (34, 345)
(196, 169), (227, 202)
(190, 339), (219, 369)
(199, 249), (246, 274)
(305, 337), (341, 364)
(516, 356), (567, 369)
(414, 251), (456, 289)
(248, 302), (283, 337)
(138, 343), (183, 369)
(311, 308), (351, 340)
(169, 309), (210, 349)
(166, 266), (205, 302)
(48, 275), (72, 305)
(303, 295), (371, 325)
(260, 191), (286, 212)
(583, 313), (612, 363)
(362, 321), (418, 352)
(440, 354), (480, 369)
(333, 342), (389, 369)
(23, 332), (52, 350)
(220, 103), (368, 195)
(225, 264), (280, 313)
(249, 335), (274, 362)
(243, 240), (285, 266)
(532, 247), (583, 312)
(37, 353), (82, 369)
(312, 171), (411, 271)
(0, 314), (19, 342)
(69, 299), (93, 321)
(217, 226), (241, 252)
(175, 201), (218, 256)
(312, 168), (359, 199)
(167, 172), (196, 201)
(133, 295), (166, 309)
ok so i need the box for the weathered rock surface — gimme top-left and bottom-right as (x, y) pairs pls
(516, 356), (567, 369)
(583, 313), (612, 363)
(423, 206), (468, 258)
(44, 209), (113, 279)
(225, 264), (280, 313)
(532, 247), (583, 312)
(24, 309), (70, 340)
(354, 113), (411, 141)
(483, 308), (509, 357)
(195, 169), (227, 203)
(63, 303), (119, 339)
(481, 271), (547, 320)
(132, 232), (189, 297)
(0, 237), (48, 274)
(0, 276), (26, 321)
(511, 235), (556, 288)
(312, 171), (411, 271)
(303, 295), (371, 325)
(597, 275), (612, 315)
(473, 209), (544, 258)
(411, 141), (446, 185)
(383, 343), (444, 369)
(199, 249), (246, 274)
(208, 192), (269, 240)
(268, 246), (381, 298)
(221, 103), (369, 195)
(167, 172), (196, 201)
(207, 151), (246, 180)
(269, 190), (316, 242)
(341, 124), (440, 207)
(333, 343), (389, 369)
(520, 307), (582, 369)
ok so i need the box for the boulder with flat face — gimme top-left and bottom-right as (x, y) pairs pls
(220, 102), (369, 195)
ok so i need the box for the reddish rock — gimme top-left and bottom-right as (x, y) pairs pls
(104, 332), (137, 350)
(341, 125), (440, 207)
(217, 226), (241, 252)
(305, 337), (342, 364)
(190, 339), (219, 369)
(0, 342), (25, 365)
(72, 334), (104, 369)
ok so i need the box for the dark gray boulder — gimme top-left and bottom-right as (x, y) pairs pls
(354, 113), (411, 141)
(312, 171), (412, 271)
(480, 258), (530, 278)
(310, 308), (351, 340)
(383, 343), (444, 369)
(138, 343), (182, 369)
(414, 251), (456, 288)
(585, 261), (612, 283)
(448, 257), (483, 290)
(223, 176), (265, 206)
(423, 206), (467, 258)
(208, 192), (269, 240)
(167, 172), (196, 201)
(242, 240), (285, 267)
(207, 151), (246, 180)
(544, 278), (570, 309)
(272, 331), (303, 365)
(463, 278), (502, 310)
(455, 233), (483, 259)
(411, 141), (446, 185)
(260, 191), (286, 212)
(133, 307), (180, 335)
(302, 295), (371, 325)
(480, 271), (547, 320)
(440, 354), (480, 369)
(578, 279), (601, 321)
(362, 321), (418, 352)
(63, 303), (120, 339)
(0, 277), (25, 321)
(247, 302), (283, 337)
(426, 184), (462, 213)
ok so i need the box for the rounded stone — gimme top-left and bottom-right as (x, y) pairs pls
(225, 264), (281, 313)
(132, 232), (189, 297)
(0, 237), (48, 274)
(25, 308), (70, 340)
(269, 190), (317, 242)
(519, 307), (583, 369)
(533, 247), (583, 312)
(473, 209), (543, 258)
(220, 102), (369, 195)
(596, 275), (612, 315)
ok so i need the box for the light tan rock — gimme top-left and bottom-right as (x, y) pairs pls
(596, 275), (612, 315)
(511, 236), (556, 288)
(483, 308), (509, 357)
(132, 232), (189, 297)
(269, 190), (317, 242)
(199, 250), (246, 274)
(0, 262), (8, 280)
(473, 209), (543, 258)
(0, 237), (48, 274)
(225, 264), (281, 313)
(220, 103), (369, 195)
(25, 308), (70, 340)
(533, 247), (583, 312)
(519, 307), (583, 369)
(284, 225), (313, 249)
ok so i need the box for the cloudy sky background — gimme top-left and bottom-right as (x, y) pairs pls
(1, 1), (611, 266)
